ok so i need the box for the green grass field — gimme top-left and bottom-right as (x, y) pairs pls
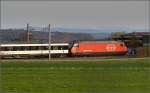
(0, 58), (149, 93)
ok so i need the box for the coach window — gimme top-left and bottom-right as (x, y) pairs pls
(61, 46), (68, 50)
(37, 46), (41, 50)
(1, 47), (8, 51)
(1, 47), (5, 51)
(17, 46), (23, 50)
(42, 46), (47, 50)
(45, 46), (49, 50)
(36, 46), (39, 50)
(30, 46), (36, 50)
(51, 46), (53, 50)
(21, 46), (26, 50)
(23, 46), (29, 50)
(40, 46), (43, 50)
(13, 47), (18, 51)
(43, 46), (48, 50)
(21, 46), (25, 50)
(39, 46), (43, 50)
(43, 46), (45, 50)
(16, 46), (21, 50)
(7, 47), (13, 51)
(29, 46), (32, 50)
(53, 46), (58, 50)
(58, 46), (62, 50)
(64, 46), (68, 49)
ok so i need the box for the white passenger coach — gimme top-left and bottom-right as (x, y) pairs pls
(0, 43), (69, 58)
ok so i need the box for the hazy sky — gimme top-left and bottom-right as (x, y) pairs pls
(1, 1), (149, 29)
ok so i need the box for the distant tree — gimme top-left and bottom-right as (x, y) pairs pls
(111, 32), (126, 38)
(19, 32), (34, 43)
(127, 35), (142, 48)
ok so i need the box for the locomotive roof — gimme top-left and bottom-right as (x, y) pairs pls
(75, 41), (123, 43)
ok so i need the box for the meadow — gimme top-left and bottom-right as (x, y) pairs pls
(0, 58), (149, 93)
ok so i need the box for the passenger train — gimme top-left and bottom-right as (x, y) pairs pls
(0, 41), (128, 58)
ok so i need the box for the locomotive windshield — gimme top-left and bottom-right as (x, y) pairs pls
(69, 40), (79, 48)
(69, 42), (73, 48)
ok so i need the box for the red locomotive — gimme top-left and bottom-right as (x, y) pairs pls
(69, 41), (128, 56)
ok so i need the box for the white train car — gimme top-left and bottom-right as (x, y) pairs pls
(0, 43), (69, 58)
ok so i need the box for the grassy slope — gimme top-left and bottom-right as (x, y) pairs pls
(1, 58), (149, 92)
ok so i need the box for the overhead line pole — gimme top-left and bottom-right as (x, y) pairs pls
(27, 24), (30, 43)
(48, 24), (51, 61)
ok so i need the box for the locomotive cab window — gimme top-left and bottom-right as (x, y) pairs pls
(73, 43), (79, 47)
(69, 43), (74, 48)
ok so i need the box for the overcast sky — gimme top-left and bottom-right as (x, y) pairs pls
(1, 1), (149, 29)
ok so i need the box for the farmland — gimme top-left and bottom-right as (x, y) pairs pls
(0, 58), (149, 93)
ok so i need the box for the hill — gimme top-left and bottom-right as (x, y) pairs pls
(0, 29), (95, 43)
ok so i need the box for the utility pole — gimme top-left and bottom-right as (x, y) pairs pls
(0, 27), (2, 59)
(0, 30), (1, 60)
(48, 24), (51, 60)
(0, 7), (1, 60)
(27, 24), (30, 43)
